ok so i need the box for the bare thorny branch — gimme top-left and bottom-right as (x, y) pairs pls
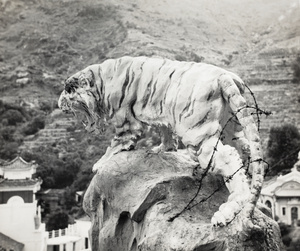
(244, 84), (272, 131)
(168, 83), (271, 222)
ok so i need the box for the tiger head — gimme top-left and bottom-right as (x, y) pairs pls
(58, 67), (106, 134)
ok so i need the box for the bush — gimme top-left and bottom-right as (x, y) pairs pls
(40, 101), (53, 113)
(1, 109), (24, 125)
(46, 212), (70, 231)
(22, 115), (46, 135)
(66, 125), (77, 132)
(278, 222), (293, 237)
(0, 142), (19, 160)
(42, 177), (55, 188)
(282, 235), (292, 247)
(289, 239), (300, 250)
(292, 54), (300, 83)
(0, 126), (16, 141)
(63, 188), (77, 210)
(266, 124), (300, 176)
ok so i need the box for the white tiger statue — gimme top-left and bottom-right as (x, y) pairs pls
(58, 56), (264, 227)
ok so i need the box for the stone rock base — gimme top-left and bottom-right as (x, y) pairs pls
(83, 150), (285, 251)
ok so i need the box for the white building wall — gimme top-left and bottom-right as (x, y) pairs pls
(262, 196), (300, 225)
(261, 195), (275, 218)
(4, 169), (32, 179)
(286, 200), (300, 225)
(46, 220), (91, 251)
(0, 196), (47, 251)
(76, 220), (91, 250)
(276, 198), (289, 224)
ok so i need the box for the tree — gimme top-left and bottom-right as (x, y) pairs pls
(266, 124), (300, 176)
(292, 54), (300, 83)
(0, 142), (19, 160)
(1, 109), (24, 126)
(46, 212), (71, 231)
(0, 126), (16, 141)
(22, 115), (46, 135)
(63, 187), (77, 210)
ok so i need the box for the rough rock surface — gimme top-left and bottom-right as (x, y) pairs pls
(83, 150), (284, 251)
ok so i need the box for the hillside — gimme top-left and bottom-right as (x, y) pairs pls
(0, 0), (126, 106)
(0, 0), (299, 124)
(0, 0), (299, 162)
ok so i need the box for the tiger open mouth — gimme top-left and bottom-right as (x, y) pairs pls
(69, 101), (103, 134)
(59, 91), (106, 134)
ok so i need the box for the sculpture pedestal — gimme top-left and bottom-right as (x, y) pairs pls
(83, 150), (284, 251)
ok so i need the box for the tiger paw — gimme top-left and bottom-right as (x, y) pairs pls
(151, 143), (177, 153)
(211, 201), (240, 227)
(151, 144), (164, 153)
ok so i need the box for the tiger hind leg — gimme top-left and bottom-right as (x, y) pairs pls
(195, 136), (251, 226)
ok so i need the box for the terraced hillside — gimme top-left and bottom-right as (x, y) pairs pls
(0, 0), (299, 152)
(21, 110), (77, 150)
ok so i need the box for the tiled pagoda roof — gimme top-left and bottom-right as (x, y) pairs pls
(0, 156), (37, 170)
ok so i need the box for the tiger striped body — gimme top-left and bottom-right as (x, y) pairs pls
(103, 58), (229, 145)
(58, 56), (264, 227)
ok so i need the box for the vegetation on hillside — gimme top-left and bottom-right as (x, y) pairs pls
(0, 0), (127, 106)
(0, 100), (46, 160)
(292, 54), (300, 83)
(46, 211), (73, 231)
(266, 124), (300, 176)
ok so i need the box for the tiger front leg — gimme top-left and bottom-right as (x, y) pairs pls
(92, 131), (142, 172)
(151, 124), (178, 153)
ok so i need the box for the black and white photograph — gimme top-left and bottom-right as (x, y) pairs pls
(0, 0), (299, 250)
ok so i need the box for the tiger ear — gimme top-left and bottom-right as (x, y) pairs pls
(78, 70), (94, 88)
(86, 69), (95, 87)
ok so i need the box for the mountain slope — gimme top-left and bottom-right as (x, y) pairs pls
(0, 0), (126, 106)
(0, 0), (299, 144)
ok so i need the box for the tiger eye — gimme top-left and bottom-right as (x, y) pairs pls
(65, 84), (72, 94)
